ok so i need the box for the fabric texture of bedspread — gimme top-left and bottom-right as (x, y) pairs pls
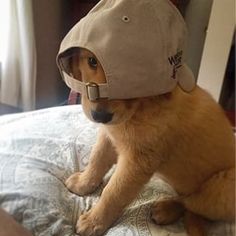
(0, 105), (234, 236)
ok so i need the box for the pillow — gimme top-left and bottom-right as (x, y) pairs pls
(0, 105), (234, 236)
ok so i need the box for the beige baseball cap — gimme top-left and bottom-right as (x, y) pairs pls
(57, 0), (196, 101)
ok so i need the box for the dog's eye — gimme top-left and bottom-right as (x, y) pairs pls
(88, 57), (98, 69)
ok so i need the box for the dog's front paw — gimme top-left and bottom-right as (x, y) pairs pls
(65, 172), (101, 196)
(76, 211), (107, 236)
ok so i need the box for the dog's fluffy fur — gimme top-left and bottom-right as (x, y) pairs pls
(65, 49), (235, 236)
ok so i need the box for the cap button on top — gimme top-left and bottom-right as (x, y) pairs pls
(122, 16), (130, 23)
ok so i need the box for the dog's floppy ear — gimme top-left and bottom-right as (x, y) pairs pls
(58, 47), (82, 81)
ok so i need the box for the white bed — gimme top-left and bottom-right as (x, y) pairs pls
(0, 105), (234, 236)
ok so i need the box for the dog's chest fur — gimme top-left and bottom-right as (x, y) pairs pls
(102, 87), (235, 195)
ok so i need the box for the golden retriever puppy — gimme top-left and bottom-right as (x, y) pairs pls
(65, 49), (235, 236)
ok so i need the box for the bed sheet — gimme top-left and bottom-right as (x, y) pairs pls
(0, 105), (234, 236)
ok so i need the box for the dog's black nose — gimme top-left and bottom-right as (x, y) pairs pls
(91, 110), (113, 123)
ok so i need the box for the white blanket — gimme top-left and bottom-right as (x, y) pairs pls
(0, 105), (234, 236)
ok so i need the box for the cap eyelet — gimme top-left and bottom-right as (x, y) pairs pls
(122, 16), (130, 23)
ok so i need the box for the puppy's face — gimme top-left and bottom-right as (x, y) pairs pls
(70, 48), (139, 125)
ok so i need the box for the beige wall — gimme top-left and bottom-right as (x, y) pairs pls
(197, 0), (235, 101)
(32, 0), (70, 109)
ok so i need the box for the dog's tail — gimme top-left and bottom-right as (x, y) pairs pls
(184, 211), (207, 236)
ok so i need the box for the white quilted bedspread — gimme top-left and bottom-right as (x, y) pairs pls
(0, 105), (234, 236)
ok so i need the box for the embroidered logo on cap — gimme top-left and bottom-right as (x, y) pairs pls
(168, 51), (183, 79)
